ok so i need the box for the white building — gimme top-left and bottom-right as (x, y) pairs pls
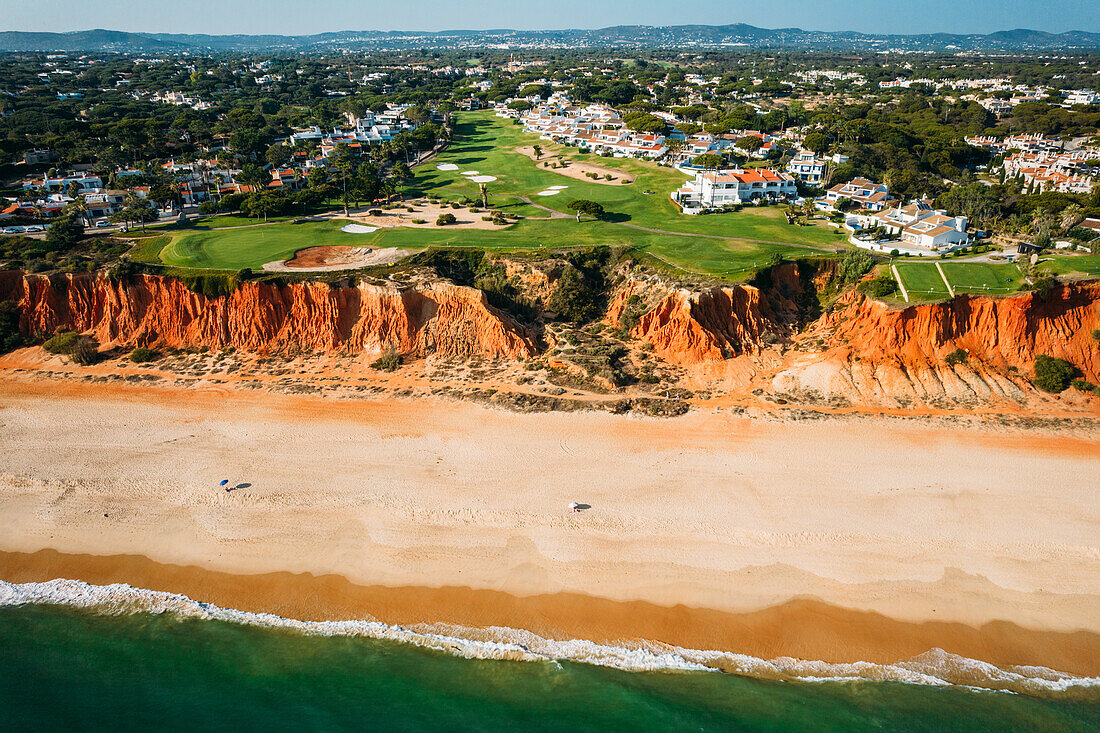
(786, 151), (849, 185)
(1065, 89), (1100, 106)
(821, 178), (891, 211)
(672, 168), (797, 212)
(848, 200), (970, 254)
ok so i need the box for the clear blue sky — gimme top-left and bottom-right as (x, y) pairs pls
(3, 0), (1099, 35)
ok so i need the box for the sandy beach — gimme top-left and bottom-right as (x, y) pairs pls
(0, 377), (1098, 675)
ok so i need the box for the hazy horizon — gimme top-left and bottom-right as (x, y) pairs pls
(2, 0), (1099, 37)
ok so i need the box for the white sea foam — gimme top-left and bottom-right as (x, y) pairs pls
(1, 578), (1096, 697)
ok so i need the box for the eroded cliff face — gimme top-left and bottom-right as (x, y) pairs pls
(606, 262), (821, 365)
(626, 285), (781, 364)
(605, 268), (1098, 406)
(772, 282), (1100, 406)
(2, 265), (1097, 409)
(0, 271), (536, 360)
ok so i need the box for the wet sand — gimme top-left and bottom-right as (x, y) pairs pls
(0, 378), (1097, 675)
(2, 549), (1098, 676)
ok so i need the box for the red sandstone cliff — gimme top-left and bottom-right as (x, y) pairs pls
(820, 283), (1100, 381)
(606, 262), (820, 365)
(606, 269), (1098, 405)
(772, 282), (1100, 406)
(3, 266), (1097, 408)
(0, 271), (536, 360)
(626, 285), (781, 364)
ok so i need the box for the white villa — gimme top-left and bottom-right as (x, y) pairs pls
(821, 177), (892, 211)
(846, 200), (971, 255)
(786, 151), (850, 185)
(672, 168), (797, 212)
(517, 103), (668, 159)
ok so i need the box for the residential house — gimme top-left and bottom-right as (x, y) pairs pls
(786, 151), (849, 185)
(822, 178), (891, 211)
(673, 168), (797, 212)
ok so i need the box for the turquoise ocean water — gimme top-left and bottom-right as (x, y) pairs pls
(1, 601), (1098, 732)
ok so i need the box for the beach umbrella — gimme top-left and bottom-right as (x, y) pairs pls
(219, 479), (229, 488)
(568, 501), (580, 512)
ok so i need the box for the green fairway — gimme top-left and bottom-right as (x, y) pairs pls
(160, 219), (363, 269)
(939, 263), (1022, 294)
(1042, 253), (1100, 277)
(158, 216), (812, 276)
(894, 263), (950, 299)
(418, 111), (839, 246)
(154, 110), (847, 274)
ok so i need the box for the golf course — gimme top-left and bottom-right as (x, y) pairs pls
(146, 110), (848, 276)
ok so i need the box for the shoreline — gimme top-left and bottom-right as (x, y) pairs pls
(2, 549), (1099, 680)
(0, 377), (1097, 682)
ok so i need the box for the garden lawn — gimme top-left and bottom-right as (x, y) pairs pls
(939, 263), (1022, 294)
(894, 263), (951, 300)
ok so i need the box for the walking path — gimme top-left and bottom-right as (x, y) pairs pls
(891, 264), (910, 303)
(935, 261), (956, 298)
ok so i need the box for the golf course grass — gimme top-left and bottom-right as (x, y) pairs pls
(894, 263), (951, 299)
(939, 262), (1022, 293)
(150, 110), (848, 275)
(1042, 252), (1100, 277)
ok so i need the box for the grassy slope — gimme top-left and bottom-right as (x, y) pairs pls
(154, 110), (846, 275)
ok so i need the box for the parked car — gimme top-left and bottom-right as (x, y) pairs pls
(95, 220), (111, 228)
(25, 225), (44, 232)
(1, 227), (20, 234)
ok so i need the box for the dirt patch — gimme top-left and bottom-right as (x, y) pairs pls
(264, 246), (412, 272)
(515, 146), (636, 184)
(344, 201), (513, 230)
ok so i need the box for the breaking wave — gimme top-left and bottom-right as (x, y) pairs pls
(1, 578), (1096, 699)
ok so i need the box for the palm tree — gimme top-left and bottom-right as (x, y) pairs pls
(664, 138), (683, 164)
(66, 197), (89, 227)
(1060, 203), (1084, 232)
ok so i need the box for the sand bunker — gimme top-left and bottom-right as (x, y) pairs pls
(515, 146), (636, 184)
(263, 246), (412, 272)
(461, 171), (480, 176)
(342, 201), (513, 230)
(548, 185), (568, 190)
(340, 224), (379, 234)
(536, 190), (561, 196)
(436, 163), (459, 171)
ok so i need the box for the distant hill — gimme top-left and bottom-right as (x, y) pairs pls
(1, 24), (1099, 53)
(0, 29), (189, 53)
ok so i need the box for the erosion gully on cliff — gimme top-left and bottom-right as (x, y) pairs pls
(1, 263), (1098, 410)
(0, 270), (537, 361)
